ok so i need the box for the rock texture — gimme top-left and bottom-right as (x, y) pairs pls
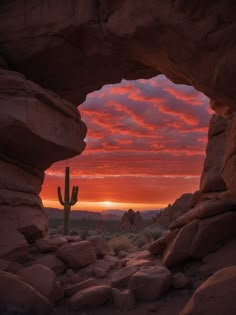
(1, 0), (236, 115)
(180, 266), (236, 315)
(222, 113), (236, 201)
(128, 266), (172, 301)
(0, 66), (86, 250)
(200, 115), (227, 192)
(119, 209), (144, 232)
(0, 271), (52, 314)
(56, 241), (96, 269)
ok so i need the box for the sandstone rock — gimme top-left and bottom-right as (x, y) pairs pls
(222, 114), (236, 198)
(153, 193), (193, 228)
(128, 266), (172, 301)
(149, 229), (179, 256)
(163, 220), (199, 267)
(56, 241), (96, 269)
(65, 278), (97, 297)
(66, 235), (81, 243)
(69, 285), (112, 310)
(201, 239), (236, 276)
(119, 209), (144, 232)
(128, 250), (152, 260)
(200, 115), (227, 193)
(111, 266), (138, 288)
(118, 250), (128, 258)
(0, 67), (86, 244)
(88, 236), (109, 258)
(0, 259), (22, 273)
(180, 266), (236, 315)
(191, 212), (236, 257)
(2, 0), (236, 115)
(36, 236), (68, 253)
(193, 199), (236, 219)
(104, 255), (120, 270)
(172, 273), (190, 289)
(112, 288), (136, 311)
(31, 254), (65, 275)
(0, 224), (28, 262)
(0, 270), (52, 314)
(17, 264), (64, 303)
(126, 259), (154, 268)
(169, 210), (195, 230)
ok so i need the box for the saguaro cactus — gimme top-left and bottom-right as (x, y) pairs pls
(57, 166), (79, 235)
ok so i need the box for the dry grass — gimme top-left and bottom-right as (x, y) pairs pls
(109, 235), (132, 255)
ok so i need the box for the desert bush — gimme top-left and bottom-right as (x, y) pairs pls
(109, 236), (132, 255)
(143, 225), (164, 241)
(135, 235), (149, 248)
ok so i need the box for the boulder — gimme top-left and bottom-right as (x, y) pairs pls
(31, 254), (65, 275)
(200, 239), (236, 276)
(149, 229), (179, 256)
(0, 259), (22, 273)
(193, 199), (236, 219)
(111, 266), (138, 288)
(222, 114), (236, 198)
(0, 271), (52, 314)
(128, 266), (172, 301)
(0, 224), (28, 262)
(126, 259), (155, 268)
(36, 236), (68, 253)
(169, 210), (195, 230)
(153, 193), (193, 228)
(112, 288), (136, 311)
(172, 273), (190, 289)
(88, 236), (109, 258)
(0, 66), (86, 245)
(56, 241), (96, 269)
(180, 266), (236, 315)
(162, 220), (199, 267)
(191, 212), (236, 257)
(200, 115), (227, 193)
(65, 278), (97, 297)
(69, 285), (112, 310)
(17, 264), (64, 303)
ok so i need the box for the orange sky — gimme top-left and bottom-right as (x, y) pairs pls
(41, 75), (212, 211)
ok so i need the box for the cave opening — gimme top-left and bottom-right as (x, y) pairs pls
(41, 75), (211, 213)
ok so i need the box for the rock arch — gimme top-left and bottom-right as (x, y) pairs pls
(0, 0), (235, 245)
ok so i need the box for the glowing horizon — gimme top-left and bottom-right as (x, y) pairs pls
(41, 75), (211, 210)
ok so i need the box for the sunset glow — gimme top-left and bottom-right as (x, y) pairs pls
(41, 75), (212, 211)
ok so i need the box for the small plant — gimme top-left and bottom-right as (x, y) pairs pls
(80, 217), (90, 240)
(57, 166), (79, 235)
(143, 225), (164, 241)
(109, 236), (132, 255)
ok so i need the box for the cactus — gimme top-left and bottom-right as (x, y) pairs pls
(57, 166), (79, 235)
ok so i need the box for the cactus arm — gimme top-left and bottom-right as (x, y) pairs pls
(70, 186), (79, 205)
(64, 166), (70, 202)
(57, 187), (65, 206)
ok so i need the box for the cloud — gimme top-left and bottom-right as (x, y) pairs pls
(41, 75), (210, 208)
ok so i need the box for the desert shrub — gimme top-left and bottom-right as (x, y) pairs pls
(135, 235), (149, 248)
(143, 225), (164, 241)
(109, 236), (132, 255)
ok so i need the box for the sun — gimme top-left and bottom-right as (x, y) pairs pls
(101, 201), (113, 207)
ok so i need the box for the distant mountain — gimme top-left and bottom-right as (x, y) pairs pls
(45, 208), (162, 221)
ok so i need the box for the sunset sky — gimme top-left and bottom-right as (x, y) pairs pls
(41, 75), (211, 211)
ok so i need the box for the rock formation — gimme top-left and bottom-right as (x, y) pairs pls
(200, 115), (227, 193)
(152, 193), (195, 228)
(0, 66), (86, 248)
(1, 1), (236, 314)
(119, 209), (144, 232)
